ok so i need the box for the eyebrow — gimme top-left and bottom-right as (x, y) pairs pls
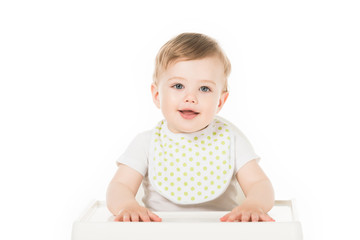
(167, 76), (217, 86)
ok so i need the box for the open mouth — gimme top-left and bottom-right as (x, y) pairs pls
(178, 110), (200, 120)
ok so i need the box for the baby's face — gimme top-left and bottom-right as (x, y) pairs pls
(151, 56), (229, 133)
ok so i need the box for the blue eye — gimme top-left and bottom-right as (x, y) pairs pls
(173, 84), (184, 89)
(200, 86), (211, 92)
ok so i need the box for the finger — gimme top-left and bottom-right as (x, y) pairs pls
(226, 213), (239, 222)
(220, 212), (231, 222)
(241, 212), (251, 222)
(260, 213), (275, 222)
(251, 213), (259, 222)
(139, 212), (151, 222)
(114, 214), (123, 222)
(148, 210), (162, 222)
(131, 213), (139, 222)
(122, 213), (130, 222)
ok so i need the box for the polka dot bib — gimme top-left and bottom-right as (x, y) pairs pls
(148, 117), (234, 205)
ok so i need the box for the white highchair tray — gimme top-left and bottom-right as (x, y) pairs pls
(72, 200), (303, 240)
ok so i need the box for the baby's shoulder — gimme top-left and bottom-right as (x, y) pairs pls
(214, 116), (246, 137)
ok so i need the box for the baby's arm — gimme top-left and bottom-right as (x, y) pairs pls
(220, 159), (275, 222)
(106, 163), (161, 222)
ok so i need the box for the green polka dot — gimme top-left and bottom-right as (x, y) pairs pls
(191, 187), (195, 191)
(202, 147), (206, 151)
(196, 162), (200, 166)
(196, 172), (201, 176)
(170, 182), (175, 186)
(204, 186), (208, 190)
(177, 187), (181, 191)
(170, 162), (174, 166)
(221, 141), (225, 145)
(211, 190), (215, 194)
(190, 177), (195, 181)
(191, 197), (195, 201)
(170, 172), (174, 176)
(158, 162), (162, 166)
(207, 136), (211, 140)
(184, 192), (188, 196)
(164, 177), (168, 181)
(222, 160), (227, 164)
(223, 170), (227, 174)
(158, 182), (162, 186)
(197, 182), (201, 186)
(171, 192), (175, 196)
(222, 150), (226, 155)
(169, 144), (173, 148)
(203, 166), (207, 171)
(183, 163), (187, 167)
(209, 151), (213, 155)
(177, 197), (181, 201)
(184, 182), (188, 186)
(189, 157), (193, 161)
(190, 167), (194, 171)
(164, 187), (168, 191)
(202, 156), (207, 160)
(183, 172), (188, 176)
(177, 177), (181, 181)
(213, 132), (216, 135)
(204, 176), (208, 180)
(194, 137), (198, 141)
(157, 172), (162, 176)
(197, 191), (202, 195)
(159, 152), (162, 156)
(201, 140), (205, 144)
(218, 127), (222, 130)
(188, 148), (192, 152)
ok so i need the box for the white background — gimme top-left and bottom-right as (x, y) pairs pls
(1, 0), (359, 239)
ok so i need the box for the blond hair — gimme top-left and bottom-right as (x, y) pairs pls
(153, 33), (231, 92)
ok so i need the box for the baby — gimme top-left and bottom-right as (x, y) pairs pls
(106, 33), (275, 222)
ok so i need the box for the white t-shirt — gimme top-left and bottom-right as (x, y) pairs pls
(116, 116), (260, 211)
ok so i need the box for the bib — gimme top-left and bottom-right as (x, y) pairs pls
(148, 118), (234, 204)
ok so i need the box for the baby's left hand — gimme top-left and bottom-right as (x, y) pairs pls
(220, 200), (275, 222)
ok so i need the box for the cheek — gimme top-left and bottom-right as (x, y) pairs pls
(159, 90), (178, 110)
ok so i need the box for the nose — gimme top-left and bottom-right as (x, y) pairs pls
(184, 92), (198, 104)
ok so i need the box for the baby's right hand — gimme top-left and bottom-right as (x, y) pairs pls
(114, 202), (162, 222)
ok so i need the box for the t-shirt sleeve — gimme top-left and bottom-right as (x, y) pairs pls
(116, 131), (151, 176)
(233, 128), (261, 173)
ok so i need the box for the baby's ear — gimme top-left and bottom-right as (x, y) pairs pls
(151, 83), (161, 109)
(216, 91), (229, 113)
